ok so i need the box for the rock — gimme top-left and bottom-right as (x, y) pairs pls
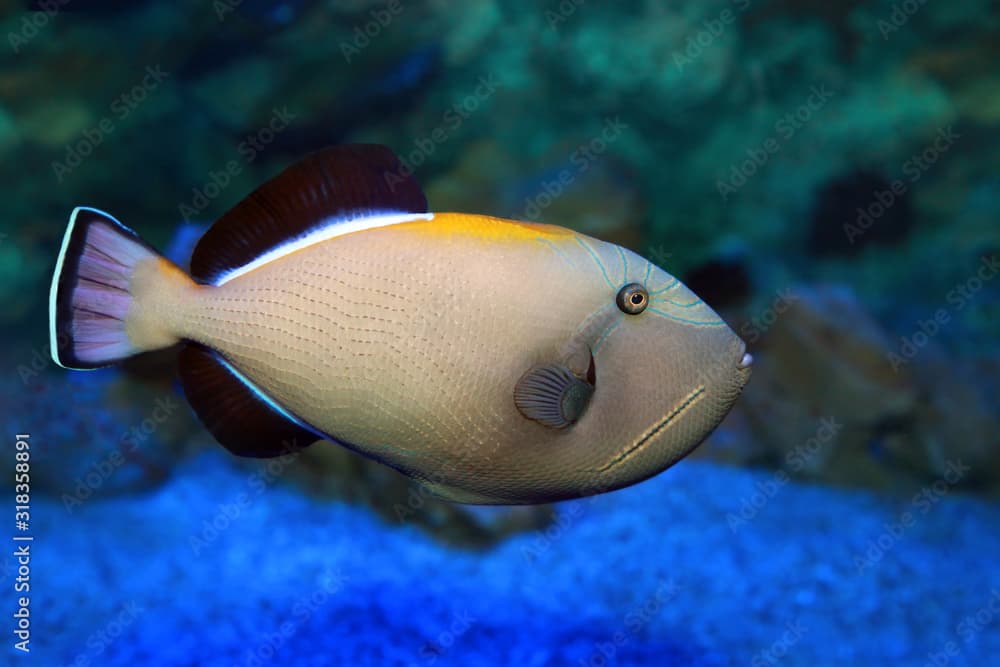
(808, 169), (914, 256)
(705, 284), (999, 493)
(905, 353), (1000, 488)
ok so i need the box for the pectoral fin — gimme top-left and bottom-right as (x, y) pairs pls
(514, 354), (595, 429)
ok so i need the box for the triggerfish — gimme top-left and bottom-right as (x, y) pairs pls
(48, 144), (751, 504)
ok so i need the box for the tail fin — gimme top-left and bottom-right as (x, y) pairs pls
(49, 207), (187, 370)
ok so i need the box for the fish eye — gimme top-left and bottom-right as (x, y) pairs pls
(616, 283), (648, 315)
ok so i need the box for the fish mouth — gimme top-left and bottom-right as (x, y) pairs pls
(735, 341), (753, 385)
(588, 386), (707, 473)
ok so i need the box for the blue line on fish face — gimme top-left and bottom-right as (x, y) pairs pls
(616, 244), (629, 285)
(534, 236), (577, 270)
(647, 307), (727, 327)
(575, 237), (615, 290)
(592, 316), (623, 355)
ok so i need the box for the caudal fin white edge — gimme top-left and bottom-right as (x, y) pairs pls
(49, 206), (163, 370)
(49, 206), (125, 369)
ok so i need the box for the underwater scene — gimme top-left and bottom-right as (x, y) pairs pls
(2, 0), (999, 665)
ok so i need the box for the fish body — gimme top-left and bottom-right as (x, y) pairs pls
(49, 145), (751, 504)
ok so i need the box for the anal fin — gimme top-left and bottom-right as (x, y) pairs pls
(178, 344), (322, 458)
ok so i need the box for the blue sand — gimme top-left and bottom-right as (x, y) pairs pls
(30, 454), (1000, 666)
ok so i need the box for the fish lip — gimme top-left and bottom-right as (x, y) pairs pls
(735, 339), (753, 375)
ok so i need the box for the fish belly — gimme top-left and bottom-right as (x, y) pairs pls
(176, 215), (592, 500)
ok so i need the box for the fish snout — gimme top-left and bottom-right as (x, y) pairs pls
(735, 341), (753, 387)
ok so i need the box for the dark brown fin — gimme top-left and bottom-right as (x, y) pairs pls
(190, 144), (428, 285)
(514, 360), (595, 429)
(178, 344), (322, 458)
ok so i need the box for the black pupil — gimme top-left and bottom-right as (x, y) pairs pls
(630, 293), (644, 305)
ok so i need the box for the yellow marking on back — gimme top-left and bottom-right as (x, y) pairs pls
(395, 212), (576, 244)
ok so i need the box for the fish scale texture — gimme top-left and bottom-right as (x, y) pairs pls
(168, 214), (745, 503)
(31, 453), (1000, 666)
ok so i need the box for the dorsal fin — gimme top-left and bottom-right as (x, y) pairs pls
(191, 144), (429, 285)
(178, 344), (323, 458)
